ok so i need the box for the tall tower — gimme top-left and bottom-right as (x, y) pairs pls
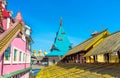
(46, 18), (72, 65)
(47, 17), (72, 56)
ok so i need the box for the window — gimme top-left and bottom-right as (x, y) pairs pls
(14, 49), (17, 61)
(19, 51), (22, 61)
(62, 32), (66, 34)
(4, 47), (11, 61)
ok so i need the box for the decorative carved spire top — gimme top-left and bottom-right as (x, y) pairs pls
(16, 11), (23, 22)
(60, 17), (62, 26)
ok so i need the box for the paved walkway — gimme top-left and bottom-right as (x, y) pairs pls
(36, 63), (120, 78)
(30, 64), (45, 78)
(32, 64), (45, 69)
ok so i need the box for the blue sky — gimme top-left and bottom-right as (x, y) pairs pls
(8, 0), (120, 53)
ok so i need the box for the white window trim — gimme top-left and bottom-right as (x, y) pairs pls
(12, 47), (25, 64)
(25, 53), (30, 63)
(12, 47), (31, 64)
(19, 51), (22, 63)
(13, 48), (18, 64)
(4, 46), (12, 64)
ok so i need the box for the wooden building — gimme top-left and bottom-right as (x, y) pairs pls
(61, 29), (110, 63)
(84, 31), (120, 63)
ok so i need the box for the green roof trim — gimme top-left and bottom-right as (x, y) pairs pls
(3, 67), (31, 78)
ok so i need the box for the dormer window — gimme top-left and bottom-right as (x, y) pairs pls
(58, 37), (63, 41)
(25, 29), (30, 36)
(25, 25), (31, 36)
(62, 32), (66, 34)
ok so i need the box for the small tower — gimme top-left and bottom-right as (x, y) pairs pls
(33, 50), (37, 56)
(46, 17), (72, 65)
(38, 50), (43, 56)
(15, 11), (26, 39)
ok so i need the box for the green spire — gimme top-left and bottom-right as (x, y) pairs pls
(46, 18), (72, 56)
(60, 17), (62, 26)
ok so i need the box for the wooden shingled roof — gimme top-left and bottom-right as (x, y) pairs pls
(84, 31), (120, 57)
(65, 29), (110, 56)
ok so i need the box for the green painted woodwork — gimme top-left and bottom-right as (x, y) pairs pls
(3, 67), (31, 78)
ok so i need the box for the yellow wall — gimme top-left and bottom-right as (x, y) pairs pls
(109, 53), (119, 63)
(48, 57), (60, 66)
(86, 54), (106, 63)
(89, 54), (119, 63)
(97, 54), (105, 63)
(90, 56), (94, 63)
(86, 57), (90, 63)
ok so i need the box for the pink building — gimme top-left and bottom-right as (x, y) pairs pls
(0, 1), (32, 78)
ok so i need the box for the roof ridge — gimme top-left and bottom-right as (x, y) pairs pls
(84, 30), (120, 57)
(70, 29), (108, 49)
(108, 30), (120, 37)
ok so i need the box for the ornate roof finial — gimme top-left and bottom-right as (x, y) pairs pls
(60, 17), (62, 26)
(15, 11), (23, 22)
